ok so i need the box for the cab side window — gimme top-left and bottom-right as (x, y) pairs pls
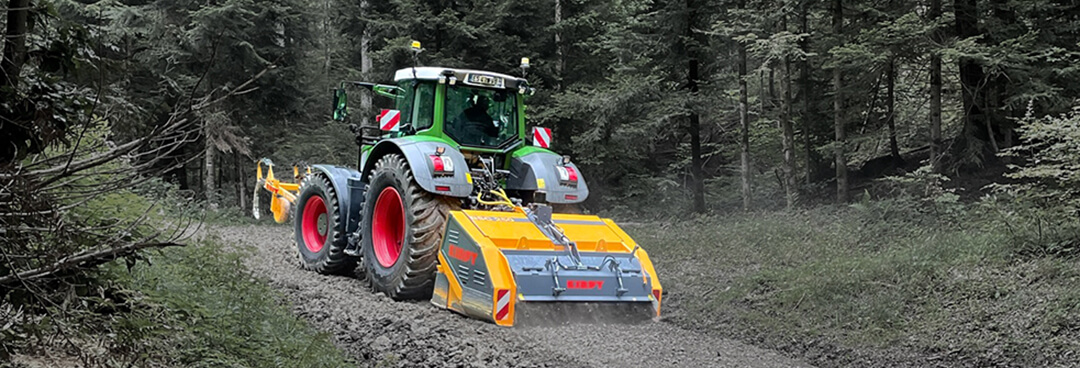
(395, 82), (415, 129)
(412, 84), (435, 130)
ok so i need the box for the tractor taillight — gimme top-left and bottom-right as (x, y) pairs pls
(429, 155), (454, 175)
(555, 166), (578, 184)
(565, 194), (578, 200)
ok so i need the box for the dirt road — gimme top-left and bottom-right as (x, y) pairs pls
(215, 225), (813, 368)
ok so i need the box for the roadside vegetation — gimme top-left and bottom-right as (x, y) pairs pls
(2, 157), (352, 367)
(1, 134), (353, 367)
(632, 196), (1080, 367)
(626, 108), (1080, 366)
(4, 237), (354, 368)
(106, 237), (353, 368)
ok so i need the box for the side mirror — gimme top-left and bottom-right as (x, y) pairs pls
(332, 88), (348, 121)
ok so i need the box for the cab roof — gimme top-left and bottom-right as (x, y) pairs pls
(393, 67), (528, 90)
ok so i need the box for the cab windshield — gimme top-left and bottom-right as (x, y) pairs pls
(444, 86), (518, 147)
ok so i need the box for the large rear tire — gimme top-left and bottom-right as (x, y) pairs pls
(294, 174), (357, 274)
(361, 153), (455, 300)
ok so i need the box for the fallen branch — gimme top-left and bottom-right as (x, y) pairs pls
(0, 241), (184, 286)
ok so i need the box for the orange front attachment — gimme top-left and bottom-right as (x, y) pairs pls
(431, 209), (663, 326)
(459, 210), (636, 253)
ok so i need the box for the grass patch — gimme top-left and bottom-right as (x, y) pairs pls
(98, 236), (353, 368)
(628, 202), (1080, 366)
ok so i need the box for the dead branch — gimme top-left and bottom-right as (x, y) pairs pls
(0, 241), (184, 286)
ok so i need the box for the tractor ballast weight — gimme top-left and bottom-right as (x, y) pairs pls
(258, 59), (661, 326)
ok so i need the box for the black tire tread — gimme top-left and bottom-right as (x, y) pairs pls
(363, 154), (456, 300)
(294, 173), (357, 275)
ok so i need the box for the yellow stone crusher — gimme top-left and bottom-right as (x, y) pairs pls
(253, 60), (662, 326)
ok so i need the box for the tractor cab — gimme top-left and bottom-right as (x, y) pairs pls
(332, 58), (586, 210)
(334, 67), (533, 153)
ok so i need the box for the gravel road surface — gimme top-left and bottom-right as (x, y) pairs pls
(214, 225), (813, 368)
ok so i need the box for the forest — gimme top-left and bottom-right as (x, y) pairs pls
(4, 0), (1080, 367)
(3, 0), (1079, 212)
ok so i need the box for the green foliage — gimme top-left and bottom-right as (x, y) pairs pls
(865, 164), (963, 218)
(1001, 106), (1080, 204)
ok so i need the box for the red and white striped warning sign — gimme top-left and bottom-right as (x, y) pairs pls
(495, 289), (511, 321)
(378, 109), (401, 131)
(532, 127), (552, 148)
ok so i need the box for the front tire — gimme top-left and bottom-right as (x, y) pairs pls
(294, 174), (357, 274)
(361, 153), (454, 300)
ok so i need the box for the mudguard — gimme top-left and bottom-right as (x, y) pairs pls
(360, 138), (472, 198)
(506, 150), (589, 204)
(310, 165), (364, 234)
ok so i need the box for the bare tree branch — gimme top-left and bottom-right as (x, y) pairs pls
(0, 242), (184, 287)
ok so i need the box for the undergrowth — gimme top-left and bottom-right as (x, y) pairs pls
(3, 237), (353, 368)
(106, 236), (353, 367)
(629, 196), (1080, 367)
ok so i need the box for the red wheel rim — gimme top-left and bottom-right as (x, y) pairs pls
(372, 186), (405, 268)
(301, 195), (328, 253)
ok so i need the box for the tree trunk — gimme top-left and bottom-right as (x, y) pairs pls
(799, 0), (814, 186)
(235, 152), (246, 211)
(204, 137), (217, 208)
(832, 0), (848, 203)
(686, 0), (705, 214)
(322, 0), (332, 80)
(989, 0), (1015, 149)
(0, 0), (31, 163)
(176, 144), (190, 190)
(359, 0), (373, 123)
(760, 69), (767, 116)
(886, 56), (899, 159)
(739, 41), (751, 211)
(1, 0), (30, 92)
(688, 91), (705, 213)
(769, 67), (776, 103)
(955, 0), (994, 157)
(554, 0), (564, 89)
(929, 0), (943, 173)
(780, 15), (796, 209)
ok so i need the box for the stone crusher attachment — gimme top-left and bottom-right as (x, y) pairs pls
(432, 191), (662, 327)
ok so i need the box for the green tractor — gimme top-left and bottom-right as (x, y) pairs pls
(287, 56), (661, 326)
(298, 62), (587, 293)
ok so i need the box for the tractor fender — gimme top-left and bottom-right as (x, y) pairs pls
(309, 164), (364, 234)
(360, 139), (472, 198)
(506, 150), (589, 204)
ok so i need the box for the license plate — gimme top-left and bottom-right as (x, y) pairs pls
(466, 74), (504, 88)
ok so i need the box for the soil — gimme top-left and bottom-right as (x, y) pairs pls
(213, 225), (814, 368)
